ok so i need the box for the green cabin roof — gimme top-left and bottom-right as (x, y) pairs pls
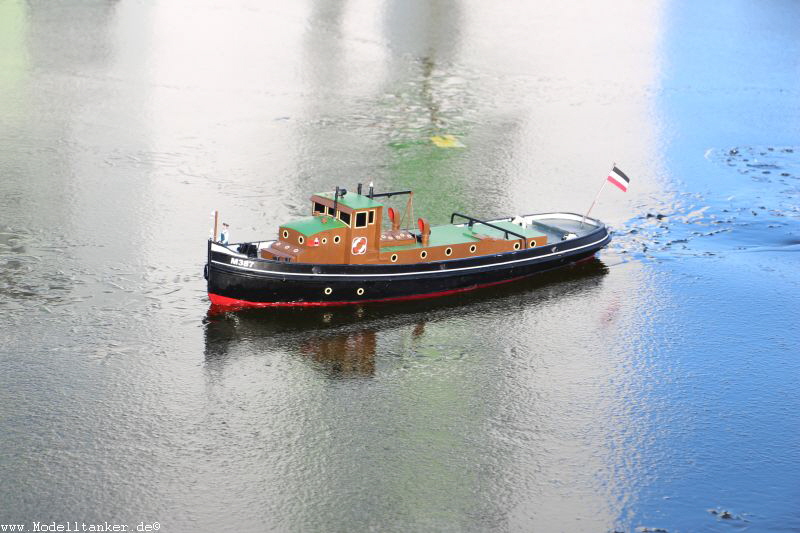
(316, 191), (383, 210)
(282, 216), (346, 236)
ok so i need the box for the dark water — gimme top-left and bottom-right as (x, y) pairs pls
(1, 1), (799, 531)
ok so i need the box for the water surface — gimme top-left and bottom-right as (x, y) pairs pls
(1, 1), (799, 531)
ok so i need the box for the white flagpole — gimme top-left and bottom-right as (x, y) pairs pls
(581, 163), (614, 227)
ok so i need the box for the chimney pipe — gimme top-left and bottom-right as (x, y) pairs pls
(333, 186), (339, 214)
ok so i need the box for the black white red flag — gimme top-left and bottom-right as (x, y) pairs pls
(607, 166), (630, 192)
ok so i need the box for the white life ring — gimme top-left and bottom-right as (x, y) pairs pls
(351, 236), (368, 255)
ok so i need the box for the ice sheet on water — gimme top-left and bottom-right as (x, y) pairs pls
(611, 146), (800, 261)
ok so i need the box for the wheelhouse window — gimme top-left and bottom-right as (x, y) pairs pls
(355, 211), (368, 228)
(313, 202), (326, 214)
(326, 205), (336, 216)
(338, 210), (351, 226)
(368, 210), (375, 224)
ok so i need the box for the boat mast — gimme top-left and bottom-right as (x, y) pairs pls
(212, 210), (219, 241)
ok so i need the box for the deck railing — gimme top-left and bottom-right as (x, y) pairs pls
(450, 212), (527, 244)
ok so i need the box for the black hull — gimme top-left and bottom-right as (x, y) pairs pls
(205, 215), (611, 307)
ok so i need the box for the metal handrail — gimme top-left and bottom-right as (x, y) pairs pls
(450, 212), (527, 243)
(369, 189), (413, 199)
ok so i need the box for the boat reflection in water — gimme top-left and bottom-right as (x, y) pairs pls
(300, 328), (378, 376)
(203, 257), (609, 376)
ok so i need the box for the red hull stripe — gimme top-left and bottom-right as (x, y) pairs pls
(207, 263), (591, 309)
(607, 175), (628, 192)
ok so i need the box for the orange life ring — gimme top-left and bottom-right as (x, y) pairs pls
(351, 236), (368, 255)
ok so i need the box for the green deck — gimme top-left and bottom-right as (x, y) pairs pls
(382, 221), (545, 252)
(282, 216), (346, 236)
(476, 220), (546, 240)
(316, 191), (383, 210)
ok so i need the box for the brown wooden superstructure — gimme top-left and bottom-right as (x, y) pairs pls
(259, 186), (548, 266)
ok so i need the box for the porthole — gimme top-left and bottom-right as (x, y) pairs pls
(469, 245), (476, 253)
(322, 237), (328, 244)
(282, 230), (289, 239)
(391, 254), (398, 263)
(333, 235), (341, 244)
(514, 242), (521, 250)
(529, 240), (536, 248)
(445, 247), (452, 256)
(420, 250), (428, 259)
(298, 236), (305, 245)
(356, 288), (365, 296)
(324, 287), (332, 295)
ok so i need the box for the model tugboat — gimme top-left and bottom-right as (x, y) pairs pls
(205, 183), (612, 307)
